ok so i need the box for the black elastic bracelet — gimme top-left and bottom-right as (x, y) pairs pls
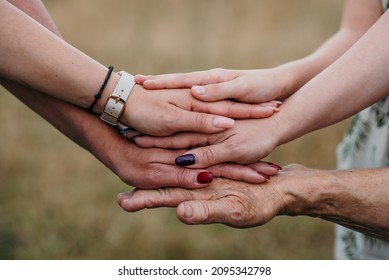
(87, 66), (114, 112)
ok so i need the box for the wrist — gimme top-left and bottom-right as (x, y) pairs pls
(117, 84), (142, 128)
(282, 167), (337, 217)
(99, 71), (136, 126)
(93, 71), (121, 114)
(274, 58), (320, 100)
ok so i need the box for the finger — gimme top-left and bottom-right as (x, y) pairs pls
(192, 99), (279, 119)
(172, 110), (235, 134)
(260, 100), (283, 108)
(134, 133), (211, 149)
(191, 80), (283, 104)
(138, 69), (238, 90)
(177, 200), (240, 225)
(248, 161), (282, 176)
(117, 191), (134, 207)
(124, 149), (215, 189)
(121, 130), (143, 140)
(118, 188), (196, 212)
(139, 164), (214, 189)
(137, 73), (202, 90)
(175, 143), (243, 168)
(191, 77), (257, 102)
(135, 74), (180, 86)
(207, 163), (271, 184)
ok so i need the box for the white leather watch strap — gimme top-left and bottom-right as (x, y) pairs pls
(100, 71), (136, 126)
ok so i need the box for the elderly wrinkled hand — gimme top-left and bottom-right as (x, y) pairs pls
(117, 172), (287, 227)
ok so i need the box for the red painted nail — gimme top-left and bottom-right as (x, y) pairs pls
(197, 172), (213, 184)
(258, 171), (271, 180)
(264, 162), (283, 170)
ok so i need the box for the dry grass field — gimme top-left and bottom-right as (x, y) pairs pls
(0, 0), (347, 259)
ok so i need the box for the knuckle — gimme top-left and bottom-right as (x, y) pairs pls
(161, 113), (179, 134)
(176, 168), (192, 185)
(116, 167), (135, 186)
(224, 99), (236, 116)
(143, 165), (164, 187)
(195, 113), (210, 129)
(210, 68), (228, 80)
(210, 67), (225, 73)
(285, 163), (304, 171)
(227, 196), (255, 226)
(223, 141), (243, 160)
(198, 146), (216, 165)
(235, 78), (249, 97)
(229, 208), (246, 223)
(155, 188), (172, 205)
(198, 202), (211, 223)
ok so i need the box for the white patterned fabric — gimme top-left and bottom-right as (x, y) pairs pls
(334, 0), (389, 259)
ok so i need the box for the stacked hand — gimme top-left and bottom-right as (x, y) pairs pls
(117, 165), (309, 227)
(1, 0), (283, 190)
(121, 84), (281, 137)
(126, 68), (287, 176)
(118, 79), (283, 184)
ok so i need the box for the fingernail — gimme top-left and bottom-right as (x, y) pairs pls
(273, 100), (283, 105)
(258, 171), (271, 180)
(184, 203), (194, 218)
(265, 162), (283, 170)
(128, 135), (144, 143)
(117, 192), (133, 202)
(175, 154), (196, 166)
(196, 171), (213, 184)
(213, 117), (235, 128)
(192, 85), (206, 95)
(118, 127), (135, 136)
(122, 198), (130, 204)
(265, 106), (280, 112)
(144, 80), (155, 85)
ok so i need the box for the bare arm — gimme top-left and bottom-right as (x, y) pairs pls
(3, 0), (281, 187)
(0, 0), (217, 189)
(118, 164), (389, 241)
(136, 0), (383, 102)
(278, 0), (383, 98)
(283, 166), (389, 241)
(2, 0), (279, 138)
(134, 3), (389, 168)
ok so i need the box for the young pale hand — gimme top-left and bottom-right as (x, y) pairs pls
(135, 68), (292, 104)
(119, 85), (280, 137)
(133, 119), (280, 169)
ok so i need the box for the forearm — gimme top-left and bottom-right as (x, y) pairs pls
(2, 0), (119, 170)
(284, 167), (389, 241)
(274, 0), (382, 99)
(0, 0), (119, 112)
(2, 80), (114, 158)
(270, 9), (389, 146)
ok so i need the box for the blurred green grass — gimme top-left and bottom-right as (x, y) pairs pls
(0, 0), (347, 259)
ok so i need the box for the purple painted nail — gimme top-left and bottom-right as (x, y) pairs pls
(175, 154), (196, 166)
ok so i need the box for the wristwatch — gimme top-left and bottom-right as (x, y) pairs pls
(100, 71), (136, 126)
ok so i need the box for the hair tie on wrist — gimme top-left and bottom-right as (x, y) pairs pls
(87, 66), (114, 112)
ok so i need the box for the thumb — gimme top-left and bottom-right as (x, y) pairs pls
(177, 200), (227, 225)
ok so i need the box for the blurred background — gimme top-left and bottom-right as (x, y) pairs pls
(0, 0), (347, 259)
